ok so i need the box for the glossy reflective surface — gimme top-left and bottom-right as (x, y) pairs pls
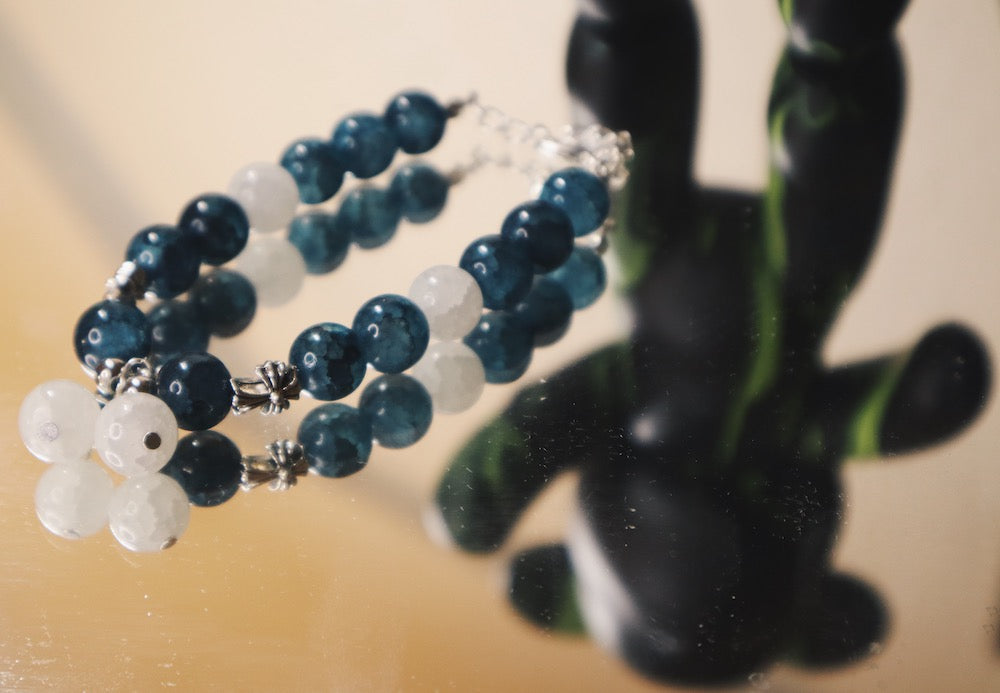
(2, 1), (999, 691)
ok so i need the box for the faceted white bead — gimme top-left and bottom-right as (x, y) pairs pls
(107, 473), (190, 552)
(235, 236), (306, 307)
(35, 460), (114, 539)
(408, 265), (484, 340)
(19, 380), (100, 463)
(411, 341), (486, 414)
(94, 392), (178, 477)
(227, 162), (299, 233)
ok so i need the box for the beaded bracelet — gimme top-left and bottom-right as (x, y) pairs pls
(18, 89), (632, 553)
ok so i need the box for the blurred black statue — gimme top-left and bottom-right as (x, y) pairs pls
(434, 0), (989, 685)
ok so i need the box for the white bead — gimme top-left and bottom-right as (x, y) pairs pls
(411, 341), (486, 414)
(19, 380), (100, 463)
(107, 473), (190, 552)
(408, 266), (484, 340)
(235, 236), (306, 307)
(35, 460), (114, 539)
(227, 162), (299, 233)
(94, 392), (178, 477)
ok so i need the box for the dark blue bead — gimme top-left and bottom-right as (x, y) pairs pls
(288, 212), (351, 274)
(289, 323), (366, 400)
(148, 300), (209, 359)
(389, 163), (449, 224)
(546, 247), (607, 310)
(280, 138), (345, 204)
(463, 312), (534, 384)
(162, 431), (241, 507)
(298, 403), (372, 478)
(189, 269), (256, 338)
(335, 187), (401, 249)
(73, 300), (150, 372)
(500, 200), (574, 272)
(331, 113), (397, 179)
(156, 352), (232, 431)
(384, 91), (447, 154)
(178, 194), (249, 266)
(513, 278), (574, 347)
(359, 374), (432, 448)
(352, 295), (429, 374)
(125, 224), (201, 299)
(539, 168), (610, 237)
(459, 235), (533, 310)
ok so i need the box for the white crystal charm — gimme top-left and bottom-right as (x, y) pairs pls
(94, 392), (178, 477)
(411, 341), (486, 414)
(19, 380), (101, 463)
(227, 162), (299, 233)
(107, 473), (190, 552)
(408, 265), (484, 340)
(35, 460), (114, 539)
(235, 236), (306, 307)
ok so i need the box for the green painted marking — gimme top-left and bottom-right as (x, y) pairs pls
(717, 109), (790, 460)
(848, 355), (908, 458)
(780, 0), (795, 24)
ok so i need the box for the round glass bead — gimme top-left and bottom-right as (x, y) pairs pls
(189, 269), (257, 338)
(547, 246), (607, 310)
(500, 200), (575, 272)
(459, 235), (534, 310)
(336, 187), (401, 250)
(331, 113), (397, 179)
(408, 265), (483, 340)
(235, 236), (306, 307)
(288, 212), (351, 274)
(148, 300), (210, 359)
(280, 137), (345, 204)
(384, 91), (447, 154)
(107, 473), (190, 552)
(125, 224), (201, 299)
(389, 163), (449, 223)
(539, 168), (610, 237)
(156, 353), (232, 431)
(352, 294), (430, 374)
(19, 380), (100, 463)
(35, 460), (114, 540)
(227, 162), (300, 233)
(298, 403), (373, 478)
(178, 194), (249, 265)
(73, 300), (150, 373)
(162, 431), (241, 507)
(411, 341), (486, 414)
(94, 392), (179, 477)
(513, 278), (574, 347)
(359, 374), (433, 448)
(289, 322), (366, 400)
(463, 313), (534, 384)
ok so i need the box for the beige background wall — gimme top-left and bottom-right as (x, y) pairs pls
(1, 1), (998, 690)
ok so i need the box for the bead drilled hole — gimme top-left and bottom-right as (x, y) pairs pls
(143, 432), (162, 450)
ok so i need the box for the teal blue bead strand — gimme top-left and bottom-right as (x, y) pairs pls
(298, 403), (373, 478)
(359, 374), (433, 448)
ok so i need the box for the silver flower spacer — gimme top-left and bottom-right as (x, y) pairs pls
(93, 357), (156, 402)
(240, 440), (308, 491)
(230, 360), (302, 415)
(104, 261), (148, 302)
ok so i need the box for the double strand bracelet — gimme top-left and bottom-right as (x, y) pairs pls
(18, 89), (632, 552)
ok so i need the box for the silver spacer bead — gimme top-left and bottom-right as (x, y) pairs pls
(93, 357), (157, 402)
(230, 360), (302, 415)
(104, 261), (148, 303)
(240, 440), (308, 491)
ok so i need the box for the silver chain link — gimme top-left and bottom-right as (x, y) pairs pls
(448, 93), (633, 191)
